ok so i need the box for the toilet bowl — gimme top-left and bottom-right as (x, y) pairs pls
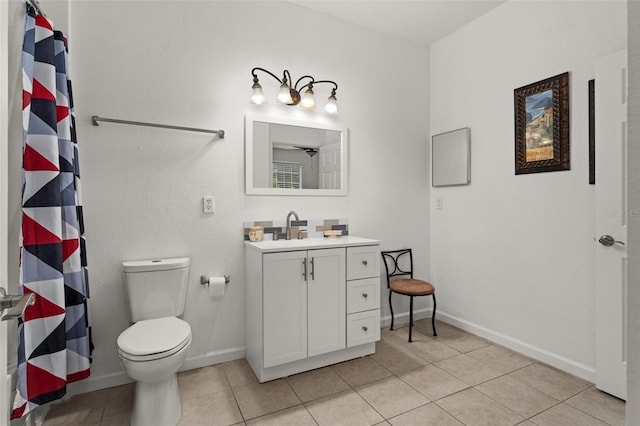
(118, 316), (192, 426)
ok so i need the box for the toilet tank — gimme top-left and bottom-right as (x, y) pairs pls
(122, 257), (190, 323)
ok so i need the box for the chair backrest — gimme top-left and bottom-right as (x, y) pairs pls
(381, 249), (414, 289)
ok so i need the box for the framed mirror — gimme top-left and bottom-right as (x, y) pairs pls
(432, 127), (471, 187)
(245, 114), (348, 196)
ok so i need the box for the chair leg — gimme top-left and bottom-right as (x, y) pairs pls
(408, 296), (414, 343)
(389, 291), (395, 331)
(431, 293), (437, 337)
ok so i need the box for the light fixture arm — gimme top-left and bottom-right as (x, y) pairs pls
(297, 79), (338, 94)
(283, 69), (292, 87)
(294, 75), (315, 91)
(251, 67), (284, 85)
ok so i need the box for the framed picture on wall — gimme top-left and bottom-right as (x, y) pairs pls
(514, 72), (570, 175)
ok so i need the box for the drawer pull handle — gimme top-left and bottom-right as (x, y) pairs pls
(362, 326), (368, 332)
(362, 293), (368, 298)
(362, 260), (368, 266)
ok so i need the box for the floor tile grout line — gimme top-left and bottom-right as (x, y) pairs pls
(335, 360), (404, 422)
(503, 365), (592, 403)
(320, 359), (396, 424)
(381, 400), (432, 423)
(351, 380), (404, 423)
(432, 396), (474, 425)
(470, 378), (556, 422)
(227, 383), (247, 423)
(562, 390), (619, 426)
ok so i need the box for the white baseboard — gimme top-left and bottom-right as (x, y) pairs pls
(181, 346), (245, 371)
(63, 346), (245, 398)
(436, 310), (596, 383)
(380, 307), (432, 328)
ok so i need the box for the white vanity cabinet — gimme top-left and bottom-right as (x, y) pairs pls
(245, 236), (380, 382)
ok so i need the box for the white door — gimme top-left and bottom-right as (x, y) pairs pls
(307, 248), (346, 357)
(319, 143), (341, 190)
(263, 251), (308, 368)
(595, 49), (627, 400)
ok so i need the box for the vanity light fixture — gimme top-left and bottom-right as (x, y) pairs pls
(250, 67), (339, 115)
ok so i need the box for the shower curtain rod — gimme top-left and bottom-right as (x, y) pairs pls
(91, 115), (225, 138)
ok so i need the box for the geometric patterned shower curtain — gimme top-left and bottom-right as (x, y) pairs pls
(12, 3), (92, 419)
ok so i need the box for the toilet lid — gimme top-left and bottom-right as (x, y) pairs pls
(117, 317), (191, 356)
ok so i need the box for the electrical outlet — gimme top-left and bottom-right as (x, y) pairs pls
(203, 196), (215, 214)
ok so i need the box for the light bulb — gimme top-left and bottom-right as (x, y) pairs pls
(325, 94), (338, 115)
(300, 87), (316, 110)
(250, 82), (266, 105)
(277, 83), (293, 104)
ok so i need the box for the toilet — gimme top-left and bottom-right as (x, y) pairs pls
(117, 257), (192, 426)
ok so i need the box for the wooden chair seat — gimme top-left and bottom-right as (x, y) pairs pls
(390, 279), (435, 296)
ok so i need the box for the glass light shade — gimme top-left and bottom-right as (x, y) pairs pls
(277, 83), (293, 104)
(299, 88), (316, 110)
(250, 83), (266, 105)
(325, 95), (338, 114)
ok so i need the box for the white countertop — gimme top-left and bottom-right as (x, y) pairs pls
(244, 236), (380, 253)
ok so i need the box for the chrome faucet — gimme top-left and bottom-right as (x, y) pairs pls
(285, 210), (300, 240)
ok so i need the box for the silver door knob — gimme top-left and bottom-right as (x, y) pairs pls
(598, 235), (626, 247)
(0, 288), (35, 321)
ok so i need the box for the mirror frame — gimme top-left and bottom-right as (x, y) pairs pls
(432, 127), (471, 187)
(245, 113), (348, 196)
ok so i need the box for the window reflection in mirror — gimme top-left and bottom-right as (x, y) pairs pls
(245, 115), (348, 196)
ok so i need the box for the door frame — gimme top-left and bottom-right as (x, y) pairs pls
(1, 0), (11, 423)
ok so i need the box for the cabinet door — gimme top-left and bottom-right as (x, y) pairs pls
(263, 251), (308, 367)
(307, 248), (346, 357)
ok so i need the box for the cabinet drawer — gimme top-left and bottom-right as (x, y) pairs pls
(347, 310), (380, 347)
(347, 278), (380, 314)
(347, 246), (380, 280)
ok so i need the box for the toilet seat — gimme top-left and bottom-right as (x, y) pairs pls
(117, 317), (191, 362)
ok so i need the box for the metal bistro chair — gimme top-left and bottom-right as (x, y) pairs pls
(381, 249), (437, 342)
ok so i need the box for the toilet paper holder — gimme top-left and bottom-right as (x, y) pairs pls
(200, 275), (230, 286)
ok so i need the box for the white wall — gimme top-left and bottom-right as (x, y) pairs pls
(6, 1), (431, 392)
(627, 0), (639, 422)
(430, 1), (626, 380)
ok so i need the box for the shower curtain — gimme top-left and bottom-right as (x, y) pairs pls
(12, 4), (92, 419)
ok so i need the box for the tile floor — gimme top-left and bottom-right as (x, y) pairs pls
(41, 320), (625, 426)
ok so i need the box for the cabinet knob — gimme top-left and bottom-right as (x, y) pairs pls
(362, 293), (368, 299)
(362, 326), (368, 332)
(362, 260), (368, 266)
